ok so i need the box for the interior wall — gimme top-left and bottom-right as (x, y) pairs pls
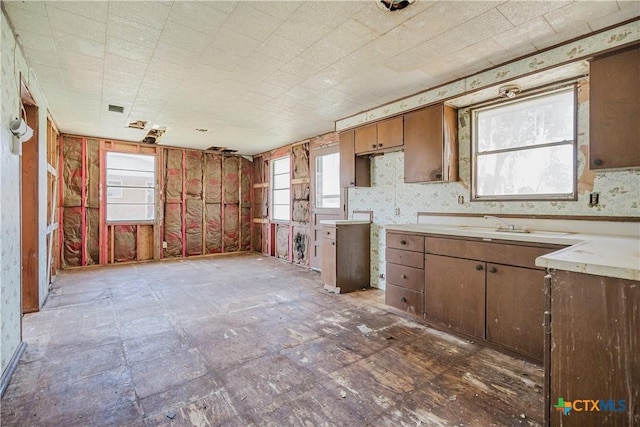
(1, 10), (51, 376)
(349, 79), (640, 289)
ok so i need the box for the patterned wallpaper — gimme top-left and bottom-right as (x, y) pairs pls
(349, 81), (640, 289)
(0, 12), (50, 375)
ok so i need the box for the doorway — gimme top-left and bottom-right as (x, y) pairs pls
(21, 81), (39, 313)
(309, 145), (345, 271)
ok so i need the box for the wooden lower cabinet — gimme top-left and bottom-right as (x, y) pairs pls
(549, 270), (638, 426)
(385, 283), (424, 318)
(425, 254), (485, 339)
(321, 223), (370, 293)
(486, 264), (545, 360)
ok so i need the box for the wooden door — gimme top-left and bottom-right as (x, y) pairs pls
(425, 254), (485, 338)
(310, 145), (345, 270)
(486, 264), (545, 361)
(404, 105), (443, 182)
(21, 101), (40, 313)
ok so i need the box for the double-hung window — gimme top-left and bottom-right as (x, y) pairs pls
(472, 87), (576, 200)
(106, 152), (156, 222)
(271, 157), (290, 222)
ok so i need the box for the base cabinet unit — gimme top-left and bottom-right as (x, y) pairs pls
(385, 230), (564, 362)
(385, 232), (425, 319)
(321, 222), (370, 293)
(548, 270), (638, 427)
(425, 254), (485, 339)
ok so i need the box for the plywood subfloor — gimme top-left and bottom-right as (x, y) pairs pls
(1, 254), (543, 426)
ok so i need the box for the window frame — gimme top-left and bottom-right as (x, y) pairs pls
(105, 151), (157, 224)
(271, 156), (291, 223)
(470, 85), (578, 202)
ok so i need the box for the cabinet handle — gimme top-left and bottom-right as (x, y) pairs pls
(371, 144), (377, 149)
(401, 274), (407, 279)
(489, 267), (497, 273)
(593, 159), (603, 166)
(378, 143), (383, 148)
(401, 297), (407, 303)
(331, 242), (335, 246)
(400, 240), (407, 245)
(349, 181), (355, 186)
(326, 231), (330, 235)
(475, 264), (483, 271)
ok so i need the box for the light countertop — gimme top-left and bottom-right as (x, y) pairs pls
(320, 220), (371, 225)
(385, 223), (640, 281)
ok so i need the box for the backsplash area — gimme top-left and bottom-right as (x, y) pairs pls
(348, 85), (640, 289)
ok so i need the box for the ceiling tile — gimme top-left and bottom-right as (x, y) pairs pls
(58, 50), (105, 73)
(14, 29), (56, 53)
(258, 34), (307, 63)
(264, 70), (305, 89)
(588, 2), (639, 31)
(250, 1), (301, 20)
(188, 62), (233, 84)
(107, 15), (162, 49)
(166, 1), (229, 36)
(4, 6), (51, 37)
(274, 17), (333, 48)
(106, 36), (154, 63)
(3, 1), (47, 16)
(223, 3), (283, 42)
(159, 21), (211, 54)
(279, 56), (326, 79)
(30, 63), (64, 85)
(322, 19), (379, 54)
(207, 27), (261, 58)
(46, 6), (107, 43)
(491, 17), (556, 51)
(108, 1), (172, 31)
(52, 30), (105, 59)
(46, 1), (108, 22)
(289, 1), (365, 30)
(103, 67), (145, 88)
(153, 42), (200, 67)
(352, 1), (432, 34)
(544, 1), (621, 33)
(300, 38), (352, 68)
(104, 53), (148, 76)
(497, 1), (570, 26)
(22, 49), (59, 68)
(148, 58), (191, 79)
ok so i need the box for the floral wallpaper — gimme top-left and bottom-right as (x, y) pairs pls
(1, 12), (50, 376)
(350, 81), (640, 290)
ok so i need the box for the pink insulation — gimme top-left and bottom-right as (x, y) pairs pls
(113, 225), (136, 262)
(224, 204), (239, 252)
(292, 143), (309, 179)
(205, 203), (222, 254)
(163, 203), (182, 258)
(62, 207), (82, 267)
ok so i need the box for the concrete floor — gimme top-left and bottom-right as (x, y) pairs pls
(1, 254), (543, 426)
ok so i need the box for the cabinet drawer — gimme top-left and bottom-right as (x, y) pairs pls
(322, 226), (336, 240)
(387, 263), (424, 291)
(425, 237), (562, 270)
(386, 284), (424, 318)
(386, 248), (423, 268)
(387, 233), (424, 252)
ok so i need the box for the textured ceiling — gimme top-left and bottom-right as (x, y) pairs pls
(3, 0), (638, 154)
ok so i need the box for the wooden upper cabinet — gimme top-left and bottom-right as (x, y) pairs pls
(377, 116), (404, 150)
(354, 123), (377, 154)
(404, 104), (458, 183)
(339, 130), (370, 188)
(589, 44), (640, 170)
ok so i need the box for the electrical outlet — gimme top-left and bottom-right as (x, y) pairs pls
(162, 241), (168, 249)
(457, 195), (464, 205)
(589, 192), (600, 207)
(395, 207), (400, 216)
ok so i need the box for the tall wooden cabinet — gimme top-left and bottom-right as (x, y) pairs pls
(589, 44), (640, 170)
(321, 221), (370, 293)
(403, 104), (458, 183)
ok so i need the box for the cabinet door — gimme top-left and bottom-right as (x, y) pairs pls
(425, 254), (485, 338)
(377, 116), (403, 150)
(339, 130), (370, 187)
(590, 45), (640, 169)
(404, 105), (443, 182)
(486, 264), (545, 361)
(354, 123), (377, 154)
(321, 237), (337, 288)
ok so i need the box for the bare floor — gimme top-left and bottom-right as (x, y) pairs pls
(1, 254), (543, 426)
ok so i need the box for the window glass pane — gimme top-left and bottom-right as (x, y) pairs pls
(107, 187), (155, 204)
(272, 157), (290, 174)
(106, 152), (156, 222)
(272, 205), (290, 221)
(273, 173), (289, 190)
(272, 189), (290, 205)
(315, 153), (341, 208)
(106, 152), (155, 172)
(476, 89), (574, 152)
(106, 204), (155, 222)
(476, 144), (574, 197)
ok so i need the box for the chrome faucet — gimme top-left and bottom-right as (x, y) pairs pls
(483, 215), (515, 231)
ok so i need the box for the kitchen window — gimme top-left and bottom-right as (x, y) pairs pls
(106, 152), (156, 222)
(472, 87), (576, 200)
(271, 157), (290, 222)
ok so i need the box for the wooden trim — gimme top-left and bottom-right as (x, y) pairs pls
(290, 178), (310, 185)
(253, 182), (268, 188)
(253, 218), (269, 224)
(416, 212), (640, 222)
(181, 150), (186, 258)
(0, 342), (26, 398)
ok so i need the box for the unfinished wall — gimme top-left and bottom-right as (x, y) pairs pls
(58, 139), (252, 268)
